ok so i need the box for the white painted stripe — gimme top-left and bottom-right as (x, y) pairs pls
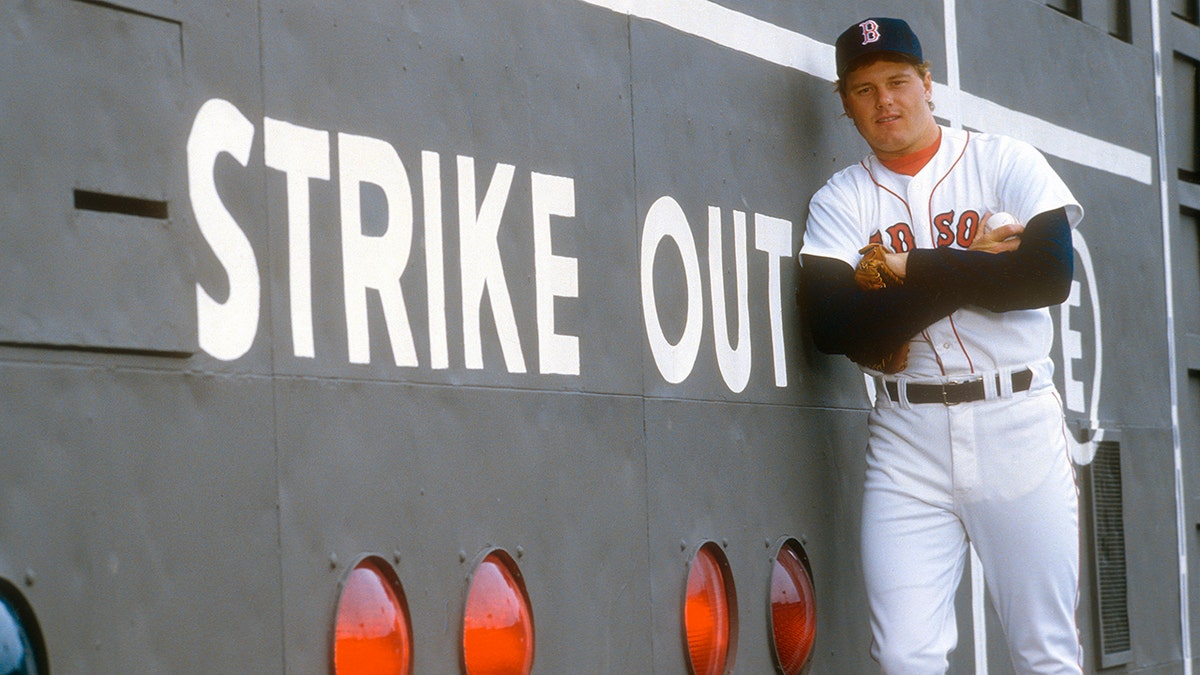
(944, 1), (961, 98)
(949, 87), (1154, 184)
(581, 0), (837, 80)
(578, 0), (1153, 184)
(1150, 0), (1193, 670)
(969, 545), (989, 675)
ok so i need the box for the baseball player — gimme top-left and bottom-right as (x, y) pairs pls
(798, 17), (1084, 675)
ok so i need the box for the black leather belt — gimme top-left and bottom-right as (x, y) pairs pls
(885, 369), (1033, 405)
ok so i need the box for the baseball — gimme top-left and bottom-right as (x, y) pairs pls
(984, 211), (1018, 233)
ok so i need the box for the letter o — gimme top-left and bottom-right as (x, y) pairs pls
(640, 196), (703, 384)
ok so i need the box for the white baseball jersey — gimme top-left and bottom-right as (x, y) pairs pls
(800, 126), (1084, 379)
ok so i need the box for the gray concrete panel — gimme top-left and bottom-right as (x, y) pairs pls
(643, 400), (869, 673)
(259, 0), (641, 394)
(1120, 426), (1188, 671)
(630, 15), (868, 409)
(1049, 161), (1170, 431)
(958, 0), (1155, 155)
(0, 363), (281, 673)
(0, 0), (192, 353)
(179, 0), (273, 373)
(275, 380), (652, 674)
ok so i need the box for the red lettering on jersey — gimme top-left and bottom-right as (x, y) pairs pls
(933, 211), (956, 248)
(868, 231), (883, 247)
(886, 222), (915, 252)
(956, 210), (982, 248)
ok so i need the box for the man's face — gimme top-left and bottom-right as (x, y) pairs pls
(840, 59), (938, 160)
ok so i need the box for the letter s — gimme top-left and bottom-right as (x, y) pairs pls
(188, 98), (258, 361)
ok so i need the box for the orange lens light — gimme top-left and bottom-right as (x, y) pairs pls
(683, 542), (736, 675)
(770, 542), (817, 675)
(334, 557), (413, 675)
(462, 550), (535, 675)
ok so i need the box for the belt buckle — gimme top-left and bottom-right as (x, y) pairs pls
(942, 377), (964, 406)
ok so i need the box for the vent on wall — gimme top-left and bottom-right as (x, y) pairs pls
(1090, 441), (1132, 668)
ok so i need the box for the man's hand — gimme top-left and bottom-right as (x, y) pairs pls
(855, 243), (906, 288)
(970, 213), (1025, 254)
(884, 251), (907, 279)
(852, 244), (909, 373)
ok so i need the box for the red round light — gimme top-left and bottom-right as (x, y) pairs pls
(770, 542), (817, 674)
(333, 557), (413, 675)
(462, 550), (535, 675)
(683, 542), (736, 675)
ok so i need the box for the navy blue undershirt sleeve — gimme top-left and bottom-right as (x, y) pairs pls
(906, 207), (1073, 312)
(799, 207), (1073, 360)
(799, 254), (960, 360)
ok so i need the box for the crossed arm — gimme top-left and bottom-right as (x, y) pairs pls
(799, 207), (1073, 360)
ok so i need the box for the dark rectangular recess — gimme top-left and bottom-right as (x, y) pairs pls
(1089, 441), (1132, 668)
(1047, 0), (1082, 19)
(74, 189), (168, 219)
(1078, 0), (1131, 40)
(1108, 0), (1132, 42)
(1182, 208), (1200, 373)
(1174, 0), (1199, 24)
(1175, 53), (1200, 182)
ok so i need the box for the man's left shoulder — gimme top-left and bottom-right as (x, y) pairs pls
(958, 130), (1047, 172)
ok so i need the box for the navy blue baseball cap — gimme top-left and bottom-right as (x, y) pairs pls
(835, 17), (923, 78)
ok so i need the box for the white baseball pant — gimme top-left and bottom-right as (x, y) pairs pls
(861, 371), (1082, 674)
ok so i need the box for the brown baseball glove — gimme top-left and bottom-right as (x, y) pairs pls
(849, 344), (910, 374)
(854, 243), (904, 290)
(851, 243), (909, 373)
